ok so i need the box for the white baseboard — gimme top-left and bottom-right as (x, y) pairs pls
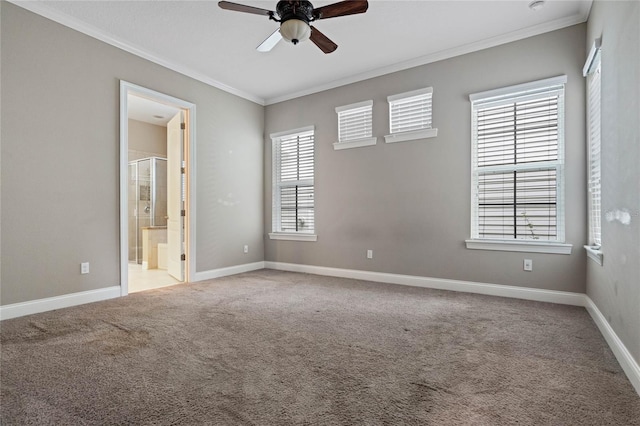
(265, 261), (639, 397)
(264, 261), (587, 306)
(0, 261), (266, 320)
(585, 298), (640, 396)
(193, 261), (265, 282)
(2, 261), (637, 397)
(0, 286), (121, 321)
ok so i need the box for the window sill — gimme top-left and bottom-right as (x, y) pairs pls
(465, 239), (572, 254)
(384, 128), (438, 144)
(333, 137), (377, 150)
(269, 233), (317, 242)
(584, 245), (603, 265)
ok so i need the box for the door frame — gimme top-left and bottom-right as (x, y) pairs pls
(119, 81), (196, 296)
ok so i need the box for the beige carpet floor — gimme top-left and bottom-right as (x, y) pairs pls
(1, 269), (639, 425)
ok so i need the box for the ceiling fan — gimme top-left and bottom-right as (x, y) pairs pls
(218, 1), (369, 54)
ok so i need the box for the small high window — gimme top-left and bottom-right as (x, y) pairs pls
(385, 87), (438, 143)
(334, 100), (377, 150)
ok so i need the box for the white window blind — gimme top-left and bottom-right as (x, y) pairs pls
(389, 88), (433, 134)
(470, 76), (566, 242)
(336, 100), (373, 143)
(338, 106), (372, 141)
(586, 52), (602, 247)
(385, 88), (438, 143)
(272, 127), (315, 233)
(334, 100), (376, 150)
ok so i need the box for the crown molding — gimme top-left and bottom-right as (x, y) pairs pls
(8, 1), (266, 106)
(9, 1), (591, 108)
(577, 0), (594, 22)
(264, 12), (590, 105)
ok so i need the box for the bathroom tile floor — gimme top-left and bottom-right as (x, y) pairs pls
(128, 263), (181, 293)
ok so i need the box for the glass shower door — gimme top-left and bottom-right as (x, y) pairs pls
(128, 163), (137, 262)
(136, 159), (152, 264)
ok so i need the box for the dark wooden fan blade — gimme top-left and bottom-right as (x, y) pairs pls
(310, 27), (338, 54)
(313, 0), (368, 20)
(218, 1), (274, 16)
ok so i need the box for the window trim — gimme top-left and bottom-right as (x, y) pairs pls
(334, 100), (377, 150)
(466, 239), (572, 255)
(467, 75), (571, 253)
(270, 125), (317, 241)
(583, 38), (602, 77)
(269, 232), (317, 242)
(584, 39), (603, 264)
(584, 245), (603, 265)
(385, 87), (438, 144)
(468, 75), (567, 103)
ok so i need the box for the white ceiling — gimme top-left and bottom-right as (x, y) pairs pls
(13, 0), (592, 105)
(128, 94), (180, 126)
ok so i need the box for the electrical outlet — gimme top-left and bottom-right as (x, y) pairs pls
(367, 249), (373, 259)
(523, 259), (533, 272)
(243, 245), (249, 254)
(80, 262), (90, 274)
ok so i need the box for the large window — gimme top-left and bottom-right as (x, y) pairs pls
(467, 76), (571, 254)
(270, 126), (316, 241)
(584, 39), (603, 264)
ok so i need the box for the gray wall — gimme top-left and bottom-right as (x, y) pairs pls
(265, 24), (587, 293)
(128, 119), (167, 161)
(585, 1), (640, 365)
(0, 2), (264, 305)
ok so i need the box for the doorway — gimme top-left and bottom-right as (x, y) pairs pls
(119, 82), (196, 295)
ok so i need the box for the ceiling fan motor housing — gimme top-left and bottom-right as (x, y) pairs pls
(277, 1), (315, 44)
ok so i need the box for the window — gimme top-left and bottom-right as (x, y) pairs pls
(270, 126), (316, 241)
(334, 100), (377, 150)
(584, 39), (603, 264)
(385, 87), (438, 143)
(466, 76), (572, 254)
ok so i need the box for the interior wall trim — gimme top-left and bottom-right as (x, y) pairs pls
(6, 1), (264, 105)
(193, 261), (266, 282)
(264, 261), (639, 397)
(264, 14), (590, 105)
(0, 260), (266, 321)
(1, 261), (636, 397)
(585, 297), (640, 396)
(7, 1), (589, 107)
(0, 286), (121, 321)
(264, 261), (587, 305)
(119, 81), (197, 296)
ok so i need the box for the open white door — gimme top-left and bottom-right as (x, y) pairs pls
(167, 111), (185, 281)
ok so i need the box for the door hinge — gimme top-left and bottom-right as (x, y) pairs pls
(181, 209), (186, 217)
(181, 167), (185, 174)
(180, 123), (186, 130)
(180, 254), (186, 261)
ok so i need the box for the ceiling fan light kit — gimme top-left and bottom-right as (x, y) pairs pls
(277, 0), (313, 44)
(280, 19), (311, 45)
(218, 0), (369, 53)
